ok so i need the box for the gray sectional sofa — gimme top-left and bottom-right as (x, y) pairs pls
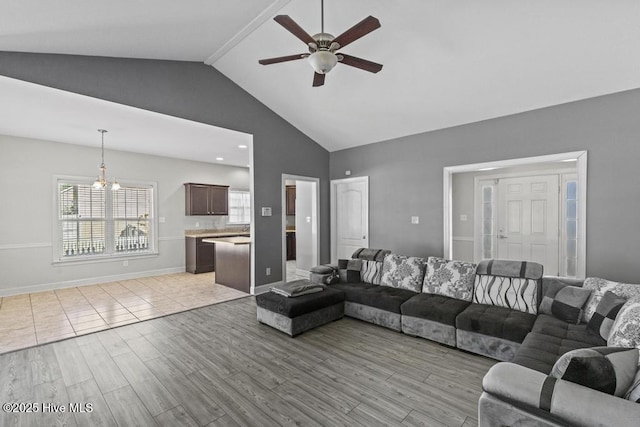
(309, 249), (640, 427)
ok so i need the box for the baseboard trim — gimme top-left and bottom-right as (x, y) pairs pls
(254, 281), (284, 295)
(0, 267), (185, 297)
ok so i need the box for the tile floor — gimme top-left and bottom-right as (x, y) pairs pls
(0, 272), (248, 355)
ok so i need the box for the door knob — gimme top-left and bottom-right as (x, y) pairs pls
(498, 235), (508, 239)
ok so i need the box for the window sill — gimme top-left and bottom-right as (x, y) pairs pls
(53, 251), (159, 266)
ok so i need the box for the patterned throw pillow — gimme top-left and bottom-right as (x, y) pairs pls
(338, 259), (361, 283)
(361, 260), (383, 285)
(608, 298), (640, 366)
(473, 275), (539, 314)
(550, 346), (639, 397)
(422, 257), (476, 301)
(539, 283), (592, 324)
(380, 254), (427, 292)
(625, 368), (640, 403)
(587, 291), (627, 340)
(583, 278), (640, 323)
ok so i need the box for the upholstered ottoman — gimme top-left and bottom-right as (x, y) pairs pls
(256, 284), (345, 336)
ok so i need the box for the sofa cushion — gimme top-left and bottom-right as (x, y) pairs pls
(331, 282), (417, 314)
(361, 260), (383, 285)
(400, 293), (471, 327)
(456, 304), (536, 343)
(512, 314), (607, 374)
(608, 298), (640, 365)
(626, 368), (640, 403)
(583, 277), (640, 323)
(338, 259), (362, 283)
(351, 248), (391, 262)
(550, 346), (639, 397)
(422, 257), (476, 301)
(380, 254), (427, 292)
(472, 260), (542, 315)
(255, 286), (345, 318)
(531, 314), (606, 346)
(587, 291), (627, 340)
(539, 283), (591, 324)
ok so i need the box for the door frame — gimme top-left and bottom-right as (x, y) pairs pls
(281, 174), (320, 282)
(330, 176), (369, 263)
(443, 151), (587, 278)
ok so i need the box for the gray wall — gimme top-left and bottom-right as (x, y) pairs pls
(330, 89), (640, 283)
(0, 52), (331, 287)
(0, 134), (249, 294)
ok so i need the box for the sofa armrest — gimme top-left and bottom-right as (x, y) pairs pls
(309, 264), (339, 285)
(482, 362), (640, 427)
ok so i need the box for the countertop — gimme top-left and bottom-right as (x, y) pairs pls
(185, 230), (250, 238)
(202, 236), (251, 245)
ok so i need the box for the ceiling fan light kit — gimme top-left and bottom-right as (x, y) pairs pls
(258, 0), (382, 87)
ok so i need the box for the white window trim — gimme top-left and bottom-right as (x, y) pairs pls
(52, 175), (159, 264)
(444, 150), (587, 278)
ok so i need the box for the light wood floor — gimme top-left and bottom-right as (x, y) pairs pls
(0, 297), (495, 426)
(0, 272), (247, 354)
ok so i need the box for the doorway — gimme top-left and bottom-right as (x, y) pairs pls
(331, 176), (369, 262)
(282, 175), (320, 282)
(444, 151), (587, 278)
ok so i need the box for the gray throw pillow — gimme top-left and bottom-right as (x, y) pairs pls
(587, 291), (627, 340)
(539, 283), (592, 324)
(550, 346), (638, 397)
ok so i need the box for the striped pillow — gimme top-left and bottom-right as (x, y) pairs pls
(473, 275), (539, 314)
(361, 260), (383, 285)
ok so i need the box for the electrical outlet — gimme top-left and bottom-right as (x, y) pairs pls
(411, 216), (419, 224)
(159, 217), (166, 223)
(195, 222), (200, 227)
(123, 260), (129, 267)
(460, 214), (468, 222)
(266, 267), (271, 276)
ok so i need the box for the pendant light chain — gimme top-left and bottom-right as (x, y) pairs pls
(321, 0), (324, 33)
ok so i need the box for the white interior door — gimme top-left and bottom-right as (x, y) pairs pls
(331, 177), (369, 262)
(497, 175), (560, 275)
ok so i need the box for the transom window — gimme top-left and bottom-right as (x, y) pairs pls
(55, 177), (156, 262)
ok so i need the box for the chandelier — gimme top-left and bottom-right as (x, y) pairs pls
(92, 129), (120, 190)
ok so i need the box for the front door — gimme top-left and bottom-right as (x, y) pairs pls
(332, 177), (369, 261)
(496, 175), (560, 275)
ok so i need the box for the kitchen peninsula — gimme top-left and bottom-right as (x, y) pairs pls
(202, 236), (251, 293)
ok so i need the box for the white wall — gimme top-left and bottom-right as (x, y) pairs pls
(294, 180), (317, 274)
(0, 134), (249, 295)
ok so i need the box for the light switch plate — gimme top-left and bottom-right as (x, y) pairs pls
(460, 214), (468, 221)
(411, 216), (419, 224)
(261, 207), (272, 216)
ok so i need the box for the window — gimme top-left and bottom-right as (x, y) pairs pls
(55, 177), (156, 262)
(227, 190), (251, 224)
(563, 178), (578, 277)
(481, 184), (495, 259)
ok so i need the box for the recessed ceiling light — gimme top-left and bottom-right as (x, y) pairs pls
(216, 157), (224, 161)
(238, 144), (248, 149)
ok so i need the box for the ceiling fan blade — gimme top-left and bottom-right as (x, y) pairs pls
(313, 72), (325, 87)
(274, 15), (316, 45)
(259, 54), (306, 65)
(332, 16), (381, 49)
(338, 54), (383, 73)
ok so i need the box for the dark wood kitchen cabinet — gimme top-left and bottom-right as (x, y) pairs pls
(286, 231), (296, 260)
(184, 183), (229, 215)
(286, 185), (296, 215)
(185, 237), (215, 273)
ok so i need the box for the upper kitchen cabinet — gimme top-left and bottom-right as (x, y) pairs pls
(185, 183), (229, 215)
(286, 185), (296, 215)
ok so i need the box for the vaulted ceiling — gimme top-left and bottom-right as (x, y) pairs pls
(2, 0), (640, 153)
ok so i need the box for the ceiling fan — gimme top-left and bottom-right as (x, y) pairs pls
(258, 0), (383, 87)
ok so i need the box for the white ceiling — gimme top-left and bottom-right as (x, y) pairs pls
(0, 76), (252, 167)
(1, 0), (640, 153)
